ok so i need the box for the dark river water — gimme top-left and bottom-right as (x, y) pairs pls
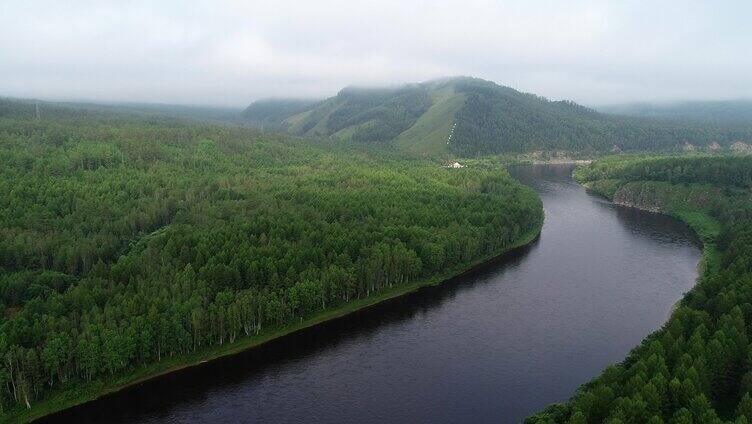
(41, 164), (701, 424)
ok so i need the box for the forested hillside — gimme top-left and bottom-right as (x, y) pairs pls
(574, 155), (752, 189)
(600, 101), (752, 124)
(242, 77), (752, 156)
(0, 97), (243, 124)
(241, 99), (319, 129)
(0, 99), (543, 421)
(528, 155), (752, 423)
(254, 84), (435, 144)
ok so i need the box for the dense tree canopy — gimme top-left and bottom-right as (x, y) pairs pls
(244, 85), (433, 143)
(600, 100), (752, 125)
(574, 155), (752, 190)
(450, 79), (752, 156)
(0, 103), (542, 419)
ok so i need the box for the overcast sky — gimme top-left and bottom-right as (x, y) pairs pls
(1, 0), (750, 107)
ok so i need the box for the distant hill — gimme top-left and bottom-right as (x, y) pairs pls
(599, 100), (752, 124)
(100, 102), (243, 123)
(0, 97), (243, 124)
(243, 77), (752, 156)
(241, 99), (320, 129)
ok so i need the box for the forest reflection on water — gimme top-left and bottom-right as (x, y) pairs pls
(42, 164), (701, 424)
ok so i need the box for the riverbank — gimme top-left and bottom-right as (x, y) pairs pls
(577, 175), (721, 313)
(8, 221), (543, 424)
(579, 178), (721, 270)
(581, 182), (721, 326)
(526, 156), (752, 423)
(531, 159), (592, 165)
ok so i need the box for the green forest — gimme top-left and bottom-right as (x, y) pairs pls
(0, 100), (543, 421)
(241, 77), (752, 156)
(449, 79), (752, 155)
(600, 100), (752, 124)
(5, 96), (752, 424)
(528, 155), (752, 423)
(245, 85), (434, 143)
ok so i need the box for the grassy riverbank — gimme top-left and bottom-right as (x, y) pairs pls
(529, 155), (752, 423)
(579, 175), (721, 271)
(7, 220), (543, 424)
(578, 175), (722, 321)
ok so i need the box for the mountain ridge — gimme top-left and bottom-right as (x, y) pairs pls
(243, 77), (752, 156)
(598, 99), (752, 123)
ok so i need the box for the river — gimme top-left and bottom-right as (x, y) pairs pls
(40, 164), (701, 423)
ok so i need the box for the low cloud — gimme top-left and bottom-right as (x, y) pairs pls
(1, 0), (750, 106)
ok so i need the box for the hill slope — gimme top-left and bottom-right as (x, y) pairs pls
(1, 97), (243, 124)
(241, 98), (319, 129)
(599, 100), (752, 124)
(243, 77), (752, 156)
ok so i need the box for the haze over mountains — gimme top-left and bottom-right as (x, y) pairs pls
(600, 100), (752, 124)
(243, 77), (752, 156)
(4, 76), (752, 158)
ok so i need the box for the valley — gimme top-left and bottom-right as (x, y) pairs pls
(36, 164), (703, 424)
(1, 84), (751, 424)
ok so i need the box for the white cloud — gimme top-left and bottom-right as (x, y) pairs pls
(1, 0), (750, 106)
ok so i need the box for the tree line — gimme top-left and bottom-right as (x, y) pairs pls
(448, 78), (752, 156)
(528, 155), (752, 423)
(0, 102), (543, 418)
